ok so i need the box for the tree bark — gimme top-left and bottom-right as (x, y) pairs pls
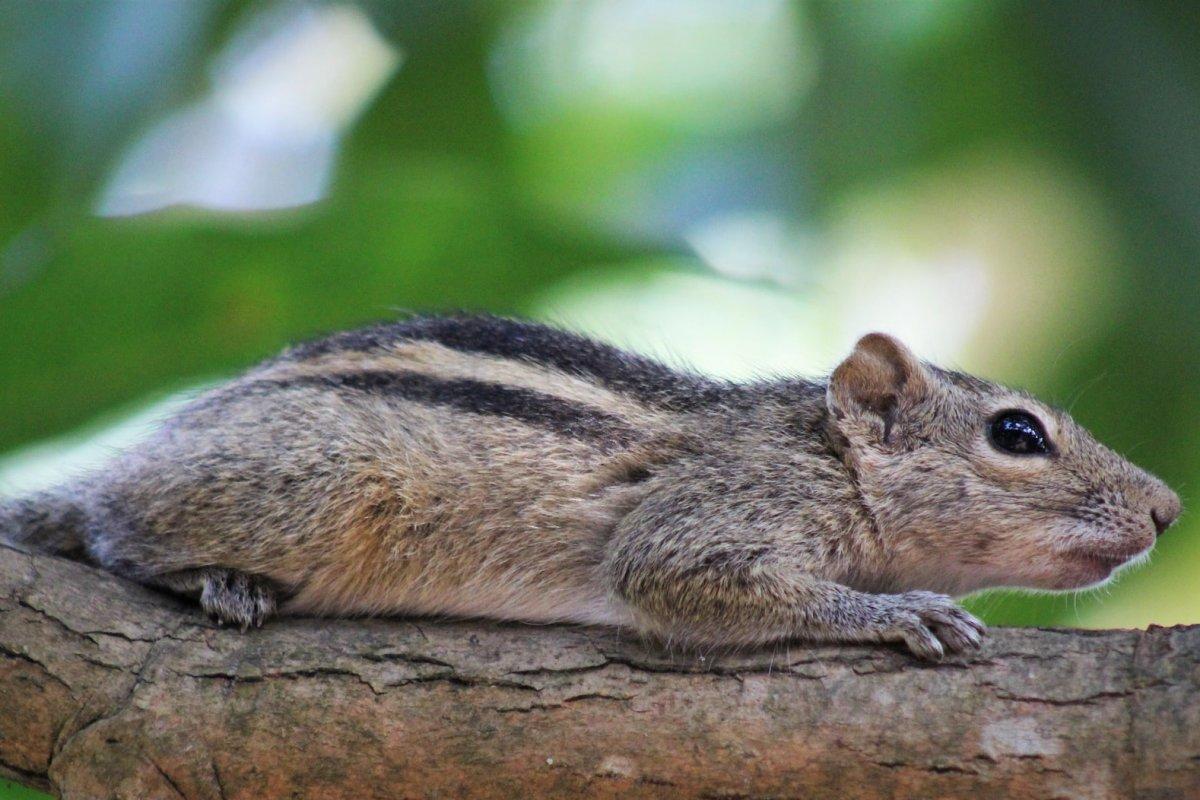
(1, 545), (1197, 800)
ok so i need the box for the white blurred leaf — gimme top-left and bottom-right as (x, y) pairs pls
(97, 4), (400, 217)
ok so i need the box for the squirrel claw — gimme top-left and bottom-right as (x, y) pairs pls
(887, 591), (986, 661)
(198, 568), (278, 630)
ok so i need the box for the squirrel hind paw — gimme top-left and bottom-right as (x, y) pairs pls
(199, 569), (278, 630)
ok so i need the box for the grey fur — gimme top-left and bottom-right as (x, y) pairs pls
(0, 316), (1181, 659)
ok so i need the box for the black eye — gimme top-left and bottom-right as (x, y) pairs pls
(988, 410), (1052, 456)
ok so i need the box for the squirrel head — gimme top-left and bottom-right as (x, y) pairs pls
(826, 332), (1181, 595)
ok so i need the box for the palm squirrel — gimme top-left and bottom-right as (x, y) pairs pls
(0, 314), (1182, 659)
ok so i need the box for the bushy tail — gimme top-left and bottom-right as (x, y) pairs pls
(0, 491), (88, 558)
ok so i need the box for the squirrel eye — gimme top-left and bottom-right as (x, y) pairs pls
(988, 410), (1052, 456)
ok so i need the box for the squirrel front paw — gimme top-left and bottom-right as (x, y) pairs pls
(878, 591), (985, 661)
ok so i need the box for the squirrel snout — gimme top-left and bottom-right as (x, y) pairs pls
(1149, 489), (1182, 537)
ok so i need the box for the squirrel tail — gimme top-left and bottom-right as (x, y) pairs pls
(0, 491), (89, 558)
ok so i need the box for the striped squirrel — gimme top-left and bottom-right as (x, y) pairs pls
(1, 314), (1181, 660)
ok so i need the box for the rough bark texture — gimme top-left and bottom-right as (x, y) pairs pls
(1, 545), (1198, 800)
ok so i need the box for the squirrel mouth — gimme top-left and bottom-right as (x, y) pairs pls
(1065, 545), (1151, 577)
(1043, 544), (1151, 590)
(1076, 552), (1128, 570)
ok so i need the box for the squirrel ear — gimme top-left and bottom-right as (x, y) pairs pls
(827, 333), (928, 437)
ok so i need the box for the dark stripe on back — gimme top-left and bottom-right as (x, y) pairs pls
(261, 370), (640, 450)
(281, 314), (731, 410)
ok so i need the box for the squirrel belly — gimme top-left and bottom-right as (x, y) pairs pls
(1, 315), (1180, 658)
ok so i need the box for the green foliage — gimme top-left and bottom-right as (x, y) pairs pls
(0, 780), (48, 800)
(2, 0), (1199, 645)
(2, 4), (1200, 796)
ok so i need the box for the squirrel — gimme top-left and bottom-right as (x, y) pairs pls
(0, 314), (1182, 660)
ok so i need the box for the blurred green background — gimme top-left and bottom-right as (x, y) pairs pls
(1, 0), (1198, 705)
(2, 1), (1200, 793)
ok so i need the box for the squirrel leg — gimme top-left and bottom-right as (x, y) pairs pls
(605, 531), (984, 660)
(154, 567), (278, 630)
(804, 589), (987, 660)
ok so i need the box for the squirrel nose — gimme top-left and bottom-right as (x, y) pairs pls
(1150, 491), (1182, 537)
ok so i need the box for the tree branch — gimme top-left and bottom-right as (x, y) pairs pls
(1, 545), (1197, 799)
